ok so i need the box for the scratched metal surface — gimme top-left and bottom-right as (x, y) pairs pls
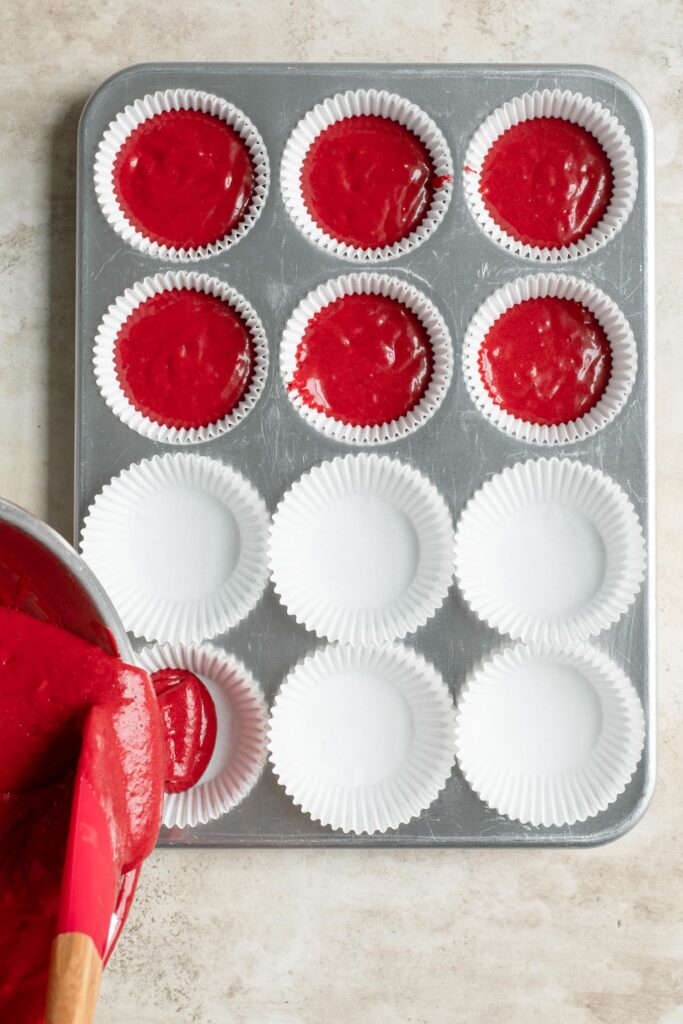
(75, 64), (654, 847)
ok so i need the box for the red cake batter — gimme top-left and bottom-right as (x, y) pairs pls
(478, 296), (612, 426)
(290, 292), (434, 427)
(0, 522), (117, 653)
(300, 115), (439, 249)
(115, 289), (254, 430)
(0, 580), (215, 1021)
(478, 117), (613, 249)
(113, 108), (254, 250)
(0, 609), (164, 1023)
(153, 669), (217, 792)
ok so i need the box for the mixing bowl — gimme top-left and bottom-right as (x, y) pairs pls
(0, 494), (139, 959)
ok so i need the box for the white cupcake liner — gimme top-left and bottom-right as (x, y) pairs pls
(137, 642), (268, 829)
(463, 273), (637, 445)
(94, 89), (270, 261)
(80, 453), (270, 643)
(464, 88), (638, 261)
(454, 458), (645, 645)
(281, 272), (453, 445)
(268, 643), (457, 834)
(281, 88), (453, 262)
(269, 453), (454, 644)
(455, 642), (645, 827)
(93, 271), (269, 445)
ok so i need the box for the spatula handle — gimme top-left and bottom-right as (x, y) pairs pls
(45, 932), (103, 1024)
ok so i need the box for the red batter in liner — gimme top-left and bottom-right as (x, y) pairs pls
(300, 115), (440, 249)
(153, 669), (217, 793)
(290, 292), (433, 427)
(113, 108), (254, 250)
(478, 117), (613, 249)
(478, 296), (612, 426)
(114, 289), (254, 430)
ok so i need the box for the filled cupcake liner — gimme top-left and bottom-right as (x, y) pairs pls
(93, 271), (269, 445)
(454, 457), (646, 645)
(281, 272), (453, 445)
(268, 643), (457, 834)
(281, 88), (453, 262)
(94, 88), (270, 261)
(137, 641), (268, 829)
(455, 642), (645, 827)
(269, 453), (454, 644)
(463, 88), (638, 261)
(80, 452), (270, 644)
(463, 273), (637, 445)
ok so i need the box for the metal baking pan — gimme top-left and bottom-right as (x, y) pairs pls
(75, 63), (654, 847)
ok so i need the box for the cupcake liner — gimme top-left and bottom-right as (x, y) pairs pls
(455, 642), (645, 827)
(464, 88), (638, 261)
(269, 453), (454, 644)
(268, 643), (457, 834)
(463, 273), (637, 445)
(454, 457), (645, 645)
(93, 271), (269, 445)
(281, 88), (453, 262)
(281, 272), (453, 445)
(80, 453), (270, 643)
(94, 88), (270, 261)
(137, 642), (268, 829)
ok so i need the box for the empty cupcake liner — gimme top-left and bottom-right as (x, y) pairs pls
(281, 272), (453, 445)
(137, 641), (268, 829)
(94, 88), (270, 261)
(455, 642), (645, 827)
(268, 642), (457, 834)
(80, 452), (270, 643)
(454, 457), (645, 645)
(281, 88), (453, 262)
(463, 273), (637, 445)
(93, 271), (269, 445)
(269, 453), (455, 644)
(463, 88), (638, 261)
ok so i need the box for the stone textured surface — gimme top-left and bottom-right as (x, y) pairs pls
(1, 2), (681, 1021)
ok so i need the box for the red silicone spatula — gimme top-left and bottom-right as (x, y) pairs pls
(42, 663), (201, 1020)
(44, 707), (122, 1024)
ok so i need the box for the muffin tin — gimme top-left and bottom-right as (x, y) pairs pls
(75, 63), (654, 847)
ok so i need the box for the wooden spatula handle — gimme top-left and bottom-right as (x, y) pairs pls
(45, 932), (103, 1024)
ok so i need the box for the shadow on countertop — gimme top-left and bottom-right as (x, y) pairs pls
(46, 96), (89, 542)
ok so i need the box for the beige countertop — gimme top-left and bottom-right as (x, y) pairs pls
(2, 1), (681, 1021)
